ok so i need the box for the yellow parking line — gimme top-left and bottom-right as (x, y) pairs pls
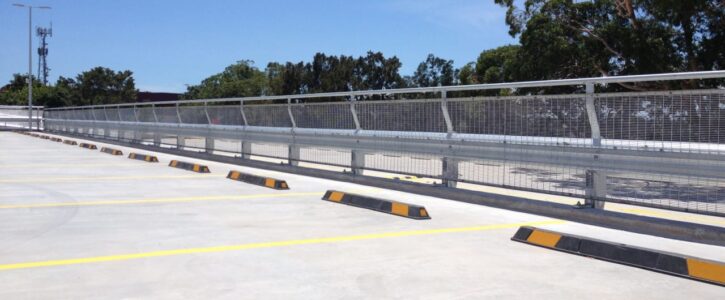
(613, 207), (725, 227)
(0, 192), (324, 209)
(0, 219), (565, 271)
(0, 174), (227, 184)
(1, 163), (137, 169)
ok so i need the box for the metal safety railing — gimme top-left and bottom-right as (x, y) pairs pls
(0, 105), (43, 130)
(43, 71), (725, 216)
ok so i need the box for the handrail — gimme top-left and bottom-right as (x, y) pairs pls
(45, 70), (725, 111)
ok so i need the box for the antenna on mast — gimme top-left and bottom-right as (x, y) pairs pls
(36, 23), (53, 85)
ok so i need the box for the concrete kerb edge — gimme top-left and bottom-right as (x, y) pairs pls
(49, 131), (725, 246)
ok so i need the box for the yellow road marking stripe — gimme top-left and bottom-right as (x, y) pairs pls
(0, 192), (324, 209)
(0, 174), (226, 184)
(0, 219), (565, 271)
(0, 163), (138, 168)
(615, 207), (725, 226)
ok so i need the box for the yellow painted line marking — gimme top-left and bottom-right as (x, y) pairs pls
(615, 207), (725, 227)
(0, 174), (227, 184)
(0, 219), (565, 271)
(686, 258), (725, 285)
(0, 192), (324, 209)
(0, 163), (138, 168)
(526, 230), (561, 248)
(0, 188), (377, 209)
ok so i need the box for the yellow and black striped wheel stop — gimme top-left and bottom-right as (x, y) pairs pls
(100, 147), (123, 155)
(226, 170), (289, 190)
(128, 153), (159, 162)
(79, 143), (98, 150)
(169, 160), (210, 173)
(321, 190), (430, 220)
(512, 226), (725, 286)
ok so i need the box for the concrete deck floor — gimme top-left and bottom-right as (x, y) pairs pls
(0, 132), (722, 299)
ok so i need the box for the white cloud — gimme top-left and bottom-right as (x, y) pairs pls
(382, 0), (505, 30)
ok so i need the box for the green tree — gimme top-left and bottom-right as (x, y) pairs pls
(493, 0), (723, 84)
(458, 62), (477, 85)
(412, 54), (457, 87)
(76, 67), (137, 105)
(475, 45), (519, 84)
(185, 60), (267, 99)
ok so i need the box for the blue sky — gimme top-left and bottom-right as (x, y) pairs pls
(1, 0), (516, 92)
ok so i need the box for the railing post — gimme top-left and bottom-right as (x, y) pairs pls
(132, 105), (141, 143)
(349, 95), (361, 132)
(441, 90), (454, 136)
(204, 102), (214, 153)
(583, 82), (606, 209)
(239, 100), (251, 159)
(585, 170), (606, 209)
(440, 90), (458, 187)
(103, 107), (110, 138)
(116, 106), (124, 141)
(351, 150), (365, 175)
(287, 98), (300, 166)
(175, 103), (185, 149)
(240, 100), (248, 126)
(585, 82), (601, 147)
(240, 140), (252, 159)
(349, 95), (364, 174)
(441, 157), (459, 188)
(152, 104), (162, 146)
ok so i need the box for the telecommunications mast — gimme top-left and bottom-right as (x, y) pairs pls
(36, 24), (52, 85)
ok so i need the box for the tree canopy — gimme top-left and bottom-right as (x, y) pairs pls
(1, 0), (721, 106)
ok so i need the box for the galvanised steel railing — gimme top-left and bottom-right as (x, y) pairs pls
(0, 105), (43, 130)
(43, 71), (725, 216)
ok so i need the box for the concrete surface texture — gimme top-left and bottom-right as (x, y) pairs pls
(0, 132), (723, 299)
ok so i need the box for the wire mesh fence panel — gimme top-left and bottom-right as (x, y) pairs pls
(91, 108), (106, 121)
(118, 108), (136, 122)
(207, 105), (243, 126)
(596, 90), (725, 152)
(300, 147), (351, 166)
(105, 108), (120, 121)
(212, 139), (242, 153)
(448, 95), (591, 146)
(251, 143), (288, 159)
(363, 152), (443, 177)
(155, 106), (179, 124)
(179, 106), (208, 124)
(244, 104), (292, 127)
(291, 102), (356, 129)
(356, 99), (447, 137)
(137, 107), (155, 123)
